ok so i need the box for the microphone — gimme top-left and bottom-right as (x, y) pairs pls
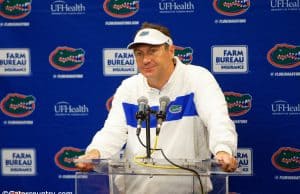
(156, 96), (170, 135)
(136, 96), (148, 135)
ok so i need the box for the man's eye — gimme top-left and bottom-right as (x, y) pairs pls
(149, 48), (157, 54)
(135, 52), (142, 56)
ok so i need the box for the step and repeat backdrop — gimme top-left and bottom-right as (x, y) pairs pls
(1, 1), (300, 194)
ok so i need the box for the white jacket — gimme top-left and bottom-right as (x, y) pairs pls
(87, 57), (237, 193)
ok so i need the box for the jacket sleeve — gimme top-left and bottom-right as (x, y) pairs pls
(194, 68), (238, 156)
(86, 81), (129, 158)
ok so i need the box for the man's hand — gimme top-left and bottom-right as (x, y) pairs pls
(215, 151), (237, 172)
(75, 149), (100, 172)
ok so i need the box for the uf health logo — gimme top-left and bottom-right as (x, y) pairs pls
(0, 93), (36, 118)
(224, 92), (252, 117)
(0, 0), (32, 19)
(55, 147), (85, 171)
(267, 43), (300, 69)
(271, 147), (300, 172)
(213, 0), (250, 16)
(103, 0), (139, 18)
(49, 46), (85, 71)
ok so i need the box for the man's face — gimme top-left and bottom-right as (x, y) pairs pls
(133, 44), (174, 81)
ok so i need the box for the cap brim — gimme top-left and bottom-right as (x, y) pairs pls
(127, 28), (173, 49)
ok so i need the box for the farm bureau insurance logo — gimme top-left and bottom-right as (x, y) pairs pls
(103, 0), (139, 18)
(174, 46), (193, 64)
(0, 0), (32, 19)
(158, 0), (195, 14)
(271, 147), (300, 172)
(271, 100), (300, 115)
(50, 0), (86, 15)
(103, 48), (137, 76)
(54, 101), (89, 116)
(49, 46), (85, 71)
(212, 45), (248, 73)
(213, 0), (250, 16)
(225, 92), (252, 116)
(55, 147), (84, 171)
(237, 148), (252, 174)
(267, 43), (300, 69)
(0, 93), (35, 118)
(0, 48), (31, 76)
(1, 148), (36, 176)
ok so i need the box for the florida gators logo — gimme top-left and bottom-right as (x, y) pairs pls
(271, 147), (300, 172)
(224, 92), (252, 116)
(55, 147), (85, 171)
(267, 44), (300, 69)
(0, 93), (35, 118)
(0, 0), (32, 19)
(103, 0), (139, 18)
(174, 46), (193, 64)
(49, 46), (85, 71)
(213, 0), (250, 16)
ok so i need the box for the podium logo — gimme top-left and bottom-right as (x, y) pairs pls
(0, 0), (32, 19)
(224, 92), (252, 116)
(103, 0), (139, 18)
(213, 0), (250, 16)
(0, 93), (35, 118)
(271, 147), (300, 172)
(55, 147), (85, 171)
(49, 46), (85, 71)
(267, 44), (300, 69)
(174, 46), (193, 64)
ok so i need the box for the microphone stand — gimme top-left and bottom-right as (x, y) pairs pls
(145, 106), (151, 158)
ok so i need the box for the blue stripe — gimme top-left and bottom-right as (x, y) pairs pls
(122, 93), (198, 128)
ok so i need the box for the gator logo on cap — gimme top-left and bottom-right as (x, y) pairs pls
(0, 93), (35, 118)
(0, 0), (32, 19)
(213, 0), (250, 16)
(55, 147), (85, 171)
(225, 92), (252, 116)
(175, 46), (193, 64)
(267, 44), (300, 69)
(49, 46), (85, 71)
(271, 147), (300, 172)
(103, 0), (139, 18)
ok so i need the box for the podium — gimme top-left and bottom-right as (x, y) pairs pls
(74, 155), (246, 194)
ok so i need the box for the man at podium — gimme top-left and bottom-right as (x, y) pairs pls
(76, 22), (238, 194)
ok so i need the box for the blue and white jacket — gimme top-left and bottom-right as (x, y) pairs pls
(87, 57), (237, 193)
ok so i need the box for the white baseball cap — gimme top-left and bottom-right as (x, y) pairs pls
(127, 28), (173, 49)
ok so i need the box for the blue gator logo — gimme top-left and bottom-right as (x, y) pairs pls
(213, 0), (250, 16)
(103, 0), (139, 18)
(49, 46), (85, 71)
(0, 93), (35, 118)
(0, 0), (32, 19)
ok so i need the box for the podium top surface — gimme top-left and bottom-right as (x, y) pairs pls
(75, 157), (246, 176)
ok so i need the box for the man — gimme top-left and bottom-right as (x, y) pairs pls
(77, 22), (238, 193)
